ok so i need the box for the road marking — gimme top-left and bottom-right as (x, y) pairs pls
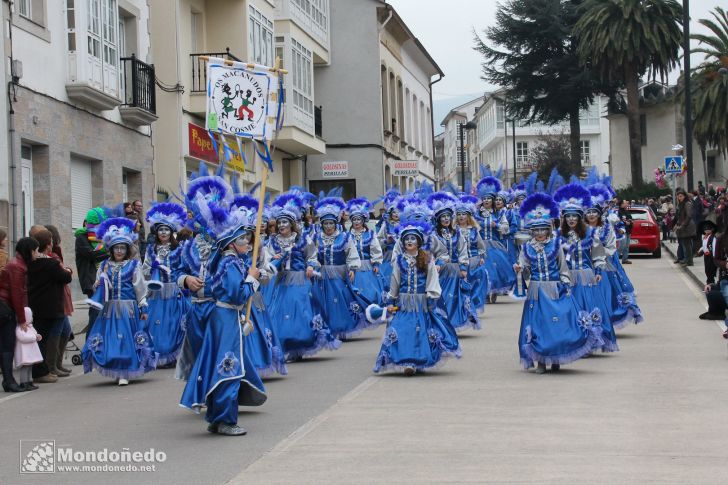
(236, 376), (378, 475)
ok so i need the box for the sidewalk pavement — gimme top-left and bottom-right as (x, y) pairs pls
(661, 239), (708, 290)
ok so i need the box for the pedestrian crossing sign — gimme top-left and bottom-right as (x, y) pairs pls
(664, 156), (683, 174)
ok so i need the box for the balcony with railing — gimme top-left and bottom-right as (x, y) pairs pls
(187, 48), (241, 114)
(118, 55), (157, 126)
(275, 0), (330, 63)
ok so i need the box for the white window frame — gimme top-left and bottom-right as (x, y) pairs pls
(580, 140), (591, 164)
(291, 37), (313, 117)
(87, 0), (102, 61)
(249, 5), (274, 68)
(18, 0), (31, 19)
(516, 141), (529, 163)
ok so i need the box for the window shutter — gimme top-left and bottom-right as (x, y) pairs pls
(71, 158), (93, 230)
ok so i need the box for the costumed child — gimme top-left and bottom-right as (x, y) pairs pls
(475, 176), (516, 302)
(231, 194), (287, 377)
(554, 184), (618, 352)
(586, 184), (643, 328)
(377, 188), (402, 292)
(515, 193), (605, 374)
(14, 307), (41, 391)
(371, 217), (461, 376)
(456, 194), (490, 314)
(698, 220), (718, 286)
(309, 193), (364, 339)
(429, 192), (478, 331)
(266, 191), (341, 360)
(82, 217), (157, 386)
(347, 197), (386, 316)
(180, 202), (267, 436)
(143, 202), (190, 367)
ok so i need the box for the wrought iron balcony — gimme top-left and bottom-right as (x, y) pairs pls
(119, 55), (157, 125)
(315, 105), (322, 138)
(190, 48), (241, 93)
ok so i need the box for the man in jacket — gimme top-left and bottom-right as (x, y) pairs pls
(74, 207), (109, 332)
(674, 189), (696, 266)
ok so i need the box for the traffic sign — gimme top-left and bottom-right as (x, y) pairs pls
(664, 156), (684, 174)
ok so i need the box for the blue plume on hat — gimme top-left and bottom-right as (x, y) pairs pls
(315, 196), (346, 222)
(146, 202), (187, 232)
(587, 183), (612, 211)
(495, 189), (513, 203)
(427, 192), (458, 218)
(395, 218), (433, 247)
(476, 176), (502, 199)
(546, 168), (565, 195)
(231, 194), (259, 214)
(397, 194), (433, 222)
(519, 193), (560, 229)
(97, 217), (138, 248)
(553, 183), (592, 215)
(271, 191), (305, 221)
(346, 197), (373, 220)
(382, 187), (402, 211)
(456, 194), (479, 215)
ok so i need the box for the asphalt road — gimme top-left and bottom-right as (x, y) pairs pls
(1, 255), (727, 484)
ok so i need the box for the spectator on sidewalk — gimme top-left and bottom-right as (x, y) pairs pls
(27, 229), (72, 382)
(75, 207), (109, 333)
(0, 237), (39, 393)
(712, 229), (728, 337)
(45, 225), (74, 376)
(697, 220), (718, 285)
(132, 200), (147, 257)
(674, 189), (696, 266)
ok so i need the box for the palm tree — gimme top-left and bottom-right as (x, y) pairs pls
(691, 7), (728, 157)
(574, 0), (683, 187)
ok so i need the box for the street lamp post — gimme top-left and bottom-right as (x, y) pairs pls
(505, 118), (517, 186)
(683, 0), (694, 191)
(459, 120), (477, 191)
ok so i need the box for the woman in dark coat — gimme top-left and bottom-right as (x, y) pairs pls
(674, 189), (697, 266)
(27, 230), (73, 382)
(0, 237), (39, 392)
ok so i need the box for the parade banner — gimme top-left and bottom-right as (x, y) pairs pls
(205, 59), (279, 142)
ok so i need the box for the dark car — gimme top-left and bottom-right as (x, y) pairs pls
(628, 206), (661, 258)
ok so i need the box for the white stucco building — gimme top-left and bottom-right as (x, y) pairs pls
(439, 95), (485, 187)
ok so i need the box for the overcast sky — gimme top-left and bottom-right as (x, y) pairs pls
(387, 0), (724, 104)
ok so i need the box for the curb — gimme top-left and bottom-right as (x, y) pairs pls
(661, 241), (704, 289)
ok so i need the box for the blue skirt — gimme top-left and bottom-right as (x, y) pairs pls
(484, 241), (517, 295)
(570, 270), (618, 352)
(146, 283), (190, 366)
(311, 266), (366, 339)
(175, 299), (214, 381)
(268, 271), (341, 360)
(180, 305), (267, 425)
(245, 294), (288, 377)
(352, 261), (385, 307)
(82, 300), (158, 380)
(518, 282), (604, 369)
(601, 268), (643, 328)
(439, 264), (479, 332)
(467, 257), (490, 313)
(374, 294), (461, 373)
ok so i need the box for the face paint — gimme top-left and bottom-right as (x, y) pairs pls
(532, 228), (550, 240)
(157, 226), (172, 241)
(457, 212), (468, 223)
(322, 220), (336, 235)
(390, 210), (400, 221)
(495, 198), (504, 209)
(585, 210), (599, 223)
(439, 214), (452, 227)
(234, 233), (252, 246)
(565, 213), (580, 227)
(483, 198), (493, 208)
(403, 234), (419, 249)
(277, 218), (291, 234)
(351, 216), (364, 228)
(112, 244), (127, 260)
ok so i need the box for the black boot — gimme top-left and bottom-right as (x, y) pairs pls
(1, 352), (24, 392)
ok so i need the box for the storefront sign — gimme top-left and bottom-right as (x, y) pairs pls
(393, 160), (419, 177)
(322, 161), (349, 178)
(188, 123), (246, 172)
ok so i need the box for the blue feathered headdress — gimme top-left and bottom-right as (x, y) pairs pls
(146, 202), (187, 232)
(587, 184), (612, 213)
(427, 192), (458, 218)
(456, 195), (479, 215)
(519, 193), (560, 229)
(495, 189), (512, 204)
(382, 187), (401, 211)
(315, 196), (346, 222)
(271, 192), (305, 222)
(395, 219), (433, 247)
(553, 183), (592, 216)
(97, 217), (138, 248)
(511, 183), (528, 201)
(346, 197), (373, 220)
(231, 194), (259, 214)
(476, 176), (502, 199)
(397, 194), (433, 222)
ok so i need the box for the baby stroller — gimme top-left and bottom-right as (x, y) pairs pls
(63, 332), (84, 366)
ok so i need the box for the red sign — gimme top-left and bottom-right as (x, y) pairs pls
(188, 123), (218, 164)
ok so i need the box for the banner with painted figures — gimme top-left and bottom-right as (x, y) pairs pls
(205, 59), (280, 142)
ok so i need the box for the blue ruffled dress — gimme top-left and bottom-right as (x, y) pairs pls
(434, 229), (479, 332)
(477, 210), (517, 295)
(459, 226), (490, 313)
(180, 252), (267, 426)
(82, 259), (158, 380)
(143, 244), (190, 366)
(518, 238), (604, 369)
(266, 233), (341, 360)
(310, 230), (365, 339)
(374, 254), (461, 373)
(174, 236), (216, 380)
(240, 252), (287, 377)
(350, 229), (386, 309)
(560, 228), (619, 352)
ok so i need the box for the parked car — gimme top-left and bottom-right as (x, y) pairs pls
(627, 206), (661, 258)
